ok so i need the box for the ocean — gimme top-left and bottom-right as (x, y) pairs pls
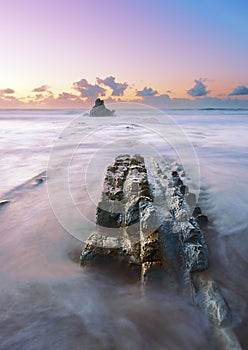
(0, 106), (247, 349)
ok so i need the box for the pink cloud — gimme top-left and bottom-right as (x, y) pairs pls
(0, 95), (25, 108)
(57, 92), (81, 101)
(32, 85), (49, 93)
(0, 88), (15, 95)
(35, 94), (44, 100)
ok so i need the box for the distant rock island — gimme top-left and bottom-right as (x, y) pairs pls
(90, 98), (115, 116)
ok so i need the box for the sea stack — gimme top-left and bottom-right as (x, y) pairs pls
(89, 98), (115, 116)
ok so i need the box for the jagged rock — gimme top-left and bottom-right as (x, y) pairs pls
(196, 214), (209, 227)
(82, 155), (210, 275)
(179, 222), (208, 271)
(139, 201), (159, 234)
(153, 160), (209, 273)
(125, 197), (142, 226)
(192, 272), (241, 349)
(80, 154), (241, 349)
(179, 184), (188, 195)
(80, 232), (140, 265)
(89, 98), (115, 116)
(140, 201), (162, 264)
(193, 206), (202, 216)
(96, 205), (123, 228)
(192, 272), (231, 327)
(185, 192), (197, 208)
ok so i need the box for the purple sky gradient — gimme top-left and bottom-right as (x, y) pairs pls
(0, 0), (248, 108)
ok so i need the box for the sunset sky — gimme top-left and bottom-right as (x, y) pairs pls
(1, 0), (248, 108)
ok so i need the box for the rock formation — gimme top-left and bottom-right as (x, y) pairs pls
(80, 154), (241, 349)
(0, 199), (11, 207)
(89, 98), (115, 117)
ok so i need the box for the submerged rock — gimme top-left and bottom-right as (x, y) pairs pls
(31, 171), (47, 186)
(89, 98), (115, 117)
(196, 214), (209, 227)
(0, 199), (11, 207)
(192, 272), (231, 327)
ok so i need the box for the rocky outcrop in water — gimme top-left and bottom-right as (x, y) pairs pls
(89, 98), (115, 117)
(0, 199), (11, 207)
(80, 154), (241, 349)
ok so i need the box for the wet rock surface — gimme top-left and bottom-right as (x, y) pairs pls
(89, 98), (115, 117)
(0, 199), (11, 207)
(80, 154), (241, 349)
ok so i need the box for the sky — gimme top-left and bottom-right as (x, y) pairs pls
(0, 0), (248, 108)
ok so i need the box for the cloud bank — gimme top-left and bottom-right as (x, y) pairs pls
(1, 78), (248, 109)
